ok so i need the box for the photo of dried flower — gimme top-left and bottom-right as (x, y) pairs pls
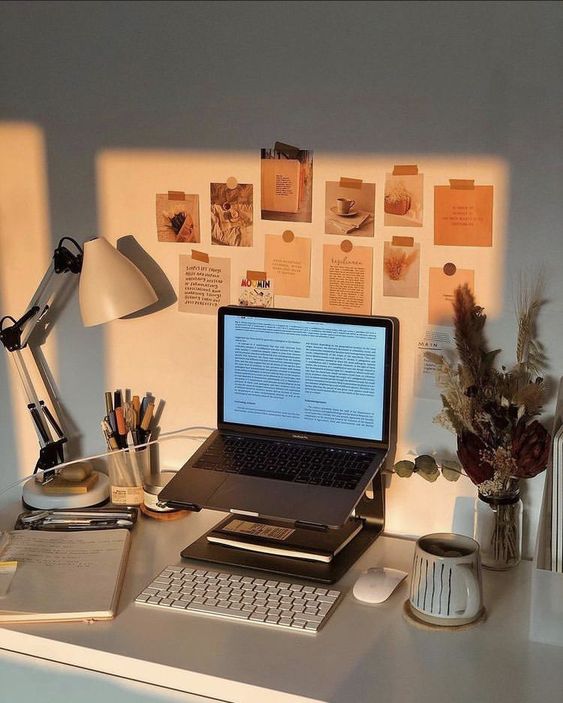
(156, 193), (200, 243)
(210, 182), (253, 247)
(382, 241), (420, 297)
(384, 173), (423, 227)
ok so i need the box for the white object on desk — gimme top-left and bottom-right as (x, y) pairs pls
(352, 567), (407, 604)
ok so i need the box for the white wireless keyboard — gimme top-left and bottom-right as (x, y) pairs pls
(136, 565), (341, 633)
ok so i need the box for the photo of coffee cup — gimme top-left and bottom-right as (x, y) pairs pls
(409, 532), (484, 626)
(336, 197), (355, 215)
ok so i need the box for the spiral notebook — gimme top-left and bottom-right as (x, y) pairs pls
(0, 528), (130, 623)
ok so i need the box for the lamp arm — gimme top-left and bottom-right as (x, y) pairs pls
(0, 238), (83, 478)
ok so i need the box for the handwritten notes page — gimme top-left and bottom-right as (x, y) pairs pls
(0, 529), (130, 621)
(434, 182), (493, 246)
(179, 254), (231, 314)
(322, 244), (373, 315)
(264, 234), (311, 297)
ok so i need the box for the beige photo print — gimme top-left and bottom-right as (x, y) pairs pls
(156, 193), (200, 243)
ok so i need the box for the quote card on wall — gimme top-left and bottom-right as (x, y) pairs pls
(434, 179), (493, 246)
(264, 231), (311, 297)
(428, 264), (474, 326)
(322, 241), (373, 315)
(179, 251), (230, 315)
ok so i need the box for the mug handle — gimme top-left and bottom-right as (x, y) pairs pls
(456, 564), (481, 618)
(349, 200), (356, 209)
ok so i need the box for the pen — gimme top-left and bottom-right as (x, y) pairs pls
(114, 389), (122, 410)
(105, 391), (113, 416)
(101, 419), (119, 451)
(139, 401), (154, 442)
(115, 406), (127, 448)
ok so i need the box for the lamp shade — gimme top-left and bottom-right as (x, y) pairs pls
(79, 238), (157, 327)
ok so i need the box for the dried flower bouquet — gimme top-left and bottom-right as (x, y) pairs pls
(428, 282), (551, 567)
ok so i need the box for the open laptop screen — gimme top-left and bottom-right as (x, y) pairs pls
(218, 307), (394, 444)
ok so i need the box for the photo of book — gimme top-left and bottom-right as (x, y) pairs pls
(325, 181), (375, 236)
(261, 147), (313, 223)
(210, 182), (253, 247)
(239, 278), (274, 308)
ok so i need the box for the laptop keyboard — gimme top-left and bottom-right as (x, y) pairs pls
(193, 435), (373, 489)
(136, 565), (341, 633)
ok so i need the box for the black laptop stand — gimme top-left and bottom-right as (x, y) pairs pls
(181, 471), (385, 584)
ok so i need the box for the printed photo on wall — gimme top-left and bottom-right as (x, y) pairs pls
(210, 182), (253, 247)
(322, 242), (373, 316)
(384, 168), (423, 227)
(414, 327), (455, 400)
(156, 192), (200, 243)
(261, 145), (313, 223)
(428, 264), (474, 326)
(382, 238), (420, 298)
(264, 232), (311, 298)
(239, 278), (274, 308)
(325, 180), (375, 236)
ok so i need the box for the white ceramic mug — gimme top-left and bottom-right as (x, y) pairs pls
(336, 197), (355, 214)
(409, 533), (483, 626)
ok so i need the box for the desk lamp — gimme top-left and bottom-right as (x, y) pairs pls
(0, 237), (157, 508)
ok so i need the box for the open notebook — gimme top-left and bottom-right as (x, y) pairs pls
(0, 528), (130, 623)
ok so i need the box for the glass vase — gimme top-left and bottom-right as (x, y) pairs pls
(474, 487), (523, 570)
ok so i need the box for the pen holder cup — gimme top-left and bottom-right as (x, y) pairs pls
(107, 446), (153, 505)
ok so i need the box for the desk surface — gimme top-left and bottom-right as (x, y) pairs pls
(0, 501), (562, 703)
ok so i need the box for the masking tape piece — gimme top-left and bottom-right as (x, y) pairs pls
(168, 191), (186, 200)
(191, 249), (210, 263)
(339, 177), (363, 189)
(246, 270), (267, 281)
(392, 236), (415, 247)
(449, 179), (475, 190)
(282, 230), (295, 243)
(340, 240), (353, 253)
(226, 177), (238, 190)
(392, 165), (419, 175)
(443, 262), (457, 276)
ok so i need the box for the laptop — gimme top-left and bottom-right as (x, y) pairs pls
(160, 306), (398, 528)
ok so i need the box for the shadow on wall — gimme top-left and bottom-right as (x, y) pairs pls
(117, 235), (176, 317)
(0, 122), (55, 487)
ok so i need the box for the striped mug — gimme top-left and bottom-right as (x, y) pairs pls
(409, 533), (483, 626)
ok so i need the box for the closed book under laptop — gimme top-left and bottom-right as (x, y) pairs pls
(160, 307), (398, 528)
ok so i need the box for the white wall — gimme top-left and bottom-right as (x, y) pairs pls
(1, 2), (562, 557)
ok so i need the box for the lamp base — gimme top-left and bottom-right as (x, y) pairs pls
(22, 471), (110, 509)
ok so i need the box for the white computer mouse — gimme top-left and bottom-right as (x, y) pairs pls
(352, 567), (408, 604)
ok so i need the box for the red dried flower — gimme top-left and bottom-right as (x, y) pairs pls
(511, 419), (551, 478)
(457, 431), (495, 486)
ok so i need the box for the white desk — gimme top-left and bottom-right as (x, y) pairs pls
(1, 499), (562, 703)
